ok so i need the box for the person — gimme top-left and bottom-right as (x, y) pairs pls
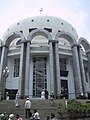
(33, 109), (40, 120)
(50, 92), (55, 100)
(29, 112), (33, 120)
(3, 112), (8, 120)
(25, 97), (31, 118)
(16, 114), (23, 120)
(6, 92), (9, 100)
(15, 91), (19, 107)
(50, 92), (55, 106)
(50, 113), (57, 120)
(8, 114), (14, 120)
(41, 89), (45, 99)
(45, 90), (49, 99)
(0, 113), (4, 120)
(46, 115), (50, 120)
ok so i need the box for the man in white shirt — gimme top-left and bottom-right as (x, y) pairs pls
(8, 114), (14, 120)
(41, 89), (45, 99)
(33, 109), (40, 120)
(15, 91), (19, 107)
(25, 97), (31, 118)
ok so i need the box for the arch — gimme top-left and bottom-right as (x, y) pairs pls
(55, 31), (76, 45)
(27, 29), (52, 42)
(3, 31), (26, 47)
(78, 37), (90, 51)
(16, 39), (22, 45)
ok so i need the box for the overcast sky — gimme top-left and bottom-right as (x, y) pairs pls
(0, 0), (90, 42)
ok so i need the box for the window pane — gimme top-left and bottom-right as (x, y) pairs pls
(33, 57), (47, 97)
(60, 58), (67, 71)
(13, 58), (20, 77)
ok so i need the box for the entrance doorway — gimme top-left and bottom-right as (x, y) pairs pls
(33, 57), (47, 98)
(61, 80), (68, 99)
(5, 89), (18, 100)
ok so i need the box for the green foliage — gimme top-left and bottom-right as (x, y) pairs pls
(57, 99), (90, 119)
(57, 101), (67, 118)
(67, 99), (82, 112)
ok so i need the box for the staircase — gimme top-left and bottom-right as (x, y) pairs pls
(0, 99), (62, 119)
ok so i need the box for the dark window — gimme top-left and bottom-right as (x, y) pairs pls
(61, 80), (68, 99)
(29, 28), (37, 33)
(20, 30), (23, 33)
(60, 58), (69, 77)
(44, 28), (52, 32)
(58, 30), (61, 32)
(31, 19), (34, 22)
(85, 66), (88, 82)
(60, 71), (69, 77)
(47, 19), (50, 22)
(17, 23), (20, 25)
(13, 58), (20, 77)
(61, 23), (63, 25)
(60, 58), (67, 71)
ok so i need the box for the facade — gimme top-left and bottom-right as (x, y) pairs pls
(0, 16), (90, 99)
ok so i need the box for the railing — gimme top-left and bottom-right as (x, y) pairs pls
(0, 91), (90, 101)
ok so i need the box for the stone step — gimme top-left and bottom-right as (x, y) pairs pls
(0, 99), (59, 119)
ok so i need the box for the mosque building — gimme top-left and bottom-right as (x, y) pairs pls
(0, 16), (90, 99)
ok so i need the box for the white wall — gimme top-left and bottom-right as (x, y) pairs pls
(68, 57), (75, 98)
(6, 55), (20, 90)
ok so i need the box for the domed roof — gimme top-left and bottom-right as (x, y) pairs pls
(3, 16), (78, 40)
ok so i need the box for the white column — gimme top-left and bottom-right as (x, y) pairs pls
(0, 47), (2, 60)
(71, 44), (82, 98)
(19, 42), (27, 97)
(55, 41), (61, 97)
(0, 45), (8, 99)
(86, 49), (90, 79)
(49, 41), (54, 95)
(78, 46), (86, 96)
(25, 42), (30, 96)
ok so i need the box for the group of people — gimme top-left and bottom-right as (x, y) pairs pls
(5, 91), (19, 107)
(0, 111), (57, 120)
(0, 112), (22, 120)
(24, 97), (57, 120)
(25, 97), (40, 120)
(3, 90), (57, 120)
(7, 89), (49, 107)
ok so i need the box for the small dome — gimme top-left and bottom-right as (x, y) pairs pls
(3, 16), (78, 40)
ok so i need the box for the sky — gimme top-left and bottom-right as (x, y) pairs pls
(0, 0), (90, 42)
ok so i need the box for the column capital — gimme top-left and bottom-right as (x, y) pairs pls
(26, 40), (31, 44)
(71, 43), (80, 48)
(21, 40), (31, 44)
(48, 40), (59, 44)
(2, 44), (9, 49)
(21, 40), (26, 43)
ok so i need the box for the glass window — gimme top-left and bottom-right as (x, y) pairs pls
(60, 58), (67, 71)
(44, 28), (52, 32)
(33, 57), (47, 97)
(60, 58), (69, 77)
(13, 58), (20, 77)
(29, 28), (37, 32)
(85, 66), (88, 82)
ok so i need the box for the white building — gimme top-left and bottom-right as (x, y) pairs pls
(0, 16), (90, 99)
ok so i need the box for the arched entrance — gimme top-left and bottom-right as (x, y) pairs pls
(27, 29), (52, 98)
